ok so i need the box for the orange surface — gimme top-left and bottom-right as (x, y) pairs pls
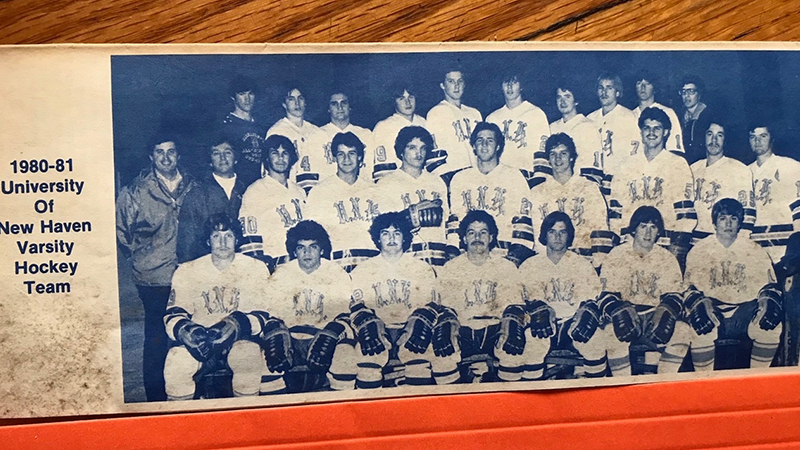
(3, 372), (800, 449)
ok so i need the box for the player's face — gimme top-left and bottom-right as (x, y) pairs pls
(705, 123), (725, 157)
(545, 221), (570, 253)
(640, 119), (667, 150)
(394, 90), (416, 116)
(680, 84), (699, 109)
(633, 222), (659, 251)
(502, 79), (522, 102)
(441, 71), (465, 102)
(556, 89), (577, 116)
(464, 221), (492, 254)
(548, 144), (573, 177)
(635, 79), (654, 102)
(150, 141), (179, 176)
(329, 93), (350, 122)
(714, 213), (740, 241)
(233, 90), (255, 112)
(473, 129), (500, 163)
(294, 239), (322, 273)
(749, 127), (772, 156)
(209, 229), (236, 260)
(401, 137), (428, 170)
(379, 225), (404, 256)
(283, 88), (305, 118)
(210, 142), (236, 177)
(597, 79), (620, 107)
(267, 145), (292, 175)
(335, 144), (362, 176)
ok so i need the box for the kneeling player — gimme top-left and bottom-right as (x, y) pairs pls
(163, 214), (289, 399)
(512, 212), (606, 379)
(599, 206), (689, 376)
(438, 210), (522, 382)
(349, 212), (461, 387)
(264, 220), (358, 391)
(684, 198), (782, 370)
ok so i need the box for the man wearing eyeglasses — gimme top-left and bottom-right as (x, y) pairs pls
(679, 76), (710, 164)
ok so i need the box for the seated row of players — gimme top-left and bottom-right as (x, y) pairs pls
(163, 196), (787, 398)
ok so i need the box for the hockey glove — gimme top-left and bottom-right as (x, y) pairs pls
(497, 304), (527, 355)
(261, 318), (292, 373)
(350, 303), (389, 356)
(208, 311), (252, 354)
(307, 316), (347, 373)
(683, 288), (720, 336)
(568, 300), (601, 343)
(432, 307), (460, 357)
(648, 292), (683, 345)
(755, 283), (784, 331)
(175, 320), (213, 362)
(525, 299), (556, 339)
(398, 305), (437, 354)
(405, 199), (444, 229)
(599, 291), (641, 343)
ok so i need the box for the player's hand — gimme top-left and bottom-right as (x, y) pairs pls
(399, 306), (437, 354)
(568, 300), (601, 343)
(526, 299), (556, 339)
(684, 288), (719, 336)
(498, 304), (526, 355)
(261, 318), (292, 373)
(307, 319), (346, 373)
(756, 284), (784, 331)
(647, 293), (683, 345)
(599, 292), (640, 342)
(350, 303), (389, 356)
(208, 311), (251, 354)
(176, 321), (213, 362)
(432, 308), (460, 357)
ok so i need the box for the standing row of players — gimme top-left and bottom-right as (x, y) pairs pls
(117, 72), (800, 399)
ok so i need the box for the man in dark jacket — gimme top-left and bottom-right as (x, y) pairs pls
(117, 134), (198, 401)
(177, 136), (246, 263)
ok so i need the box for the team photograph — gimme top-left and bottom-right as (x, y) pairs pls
(112, 49), (800, 403)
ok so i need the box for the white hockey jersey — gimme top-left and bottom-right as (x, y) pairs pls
(632, 102), (685, 153)
(549, 114), (604, 185)
(371, 113), (427, 180)
(350, 254), (438, 327)
(320, 122), (374, 182)
(600, 240), (684, 308)
(239, 175), (307, 260)
(690, 156), (755, 235)
(749, 154), (800, 260)
(266, 117), (328, 193)
(587, 104), (642, 178)
(426, 100), (483, 173)
(519, 251), (602, 320)
(438, 252), (523, 328)
(486, 101), (550, 174)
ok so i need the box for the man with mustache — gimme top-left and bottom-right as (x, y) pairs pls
(631, 71), (684, 154)
(371, 85), (428, 181)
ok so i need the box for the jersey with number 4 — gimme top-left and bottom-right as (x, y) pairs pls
(239, 176), (306, 259)
(426, 100), (483, 173)
(486, 101), (550, 174)
(266, 117), (327, 193)
(519, 251), (602, 320)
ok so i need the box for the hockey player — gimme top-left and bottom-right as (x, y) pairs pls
(266, 87), (327, 193)
(238, 134), (306, 270)
(426, 69), (483, 177)
(305, 131), (383, 272)
(486, 74), (550, 181)
(690, 119), (755, 240)
(586, 73), (641, 183)
(178, 136), (247, 263)
(263, 220), (358, 391)
(371, 85), (428, 180)
(608, 107), (696, 265)
(319, 91), (374, 182)
(531, 133), (611, 266)
(376, 126), (451, 266)
(447, 122), (536, 265)
(437, 210), (522, 382)
(116, 133), (198, 401)
(349, 212), (460, 386)
(514, 212), (606, 379)
(599, 206), (687, 375)
(748, 124), (800, 261)
(684, 198), (782, 370)
(631, 71), (684, 153)
(220, 75), (265, 187)
(163, 214), (289, 399)
(679, 76), (711, 165)
(549, 83), (603, 187)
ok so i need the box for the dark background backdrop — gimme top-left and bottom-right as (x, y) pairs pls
(112, 50), (800, 186)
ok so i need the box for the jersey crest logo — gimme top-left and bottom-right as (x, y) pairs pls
(276, 198), (304, 228)
(709, 261), (747, 291)
(451, 118), (473, 143)
(571, 197), (586, 226)
(695, 178), (722, 209)
(629, 270), (659, 298)
(601, 129), (614, 157)
(292, 289), (326, 322)
(755, 179), (773, 206)
(323, 142), (336, 165)
(334, 197), (380, 224)
(372, 279), (412, 309)
(539, 278), (576, 305)
(628, 176), (665, 204)
(501, 119), (528, 148)
(464, 279), (498, 309)
(202, 286), (241, 314)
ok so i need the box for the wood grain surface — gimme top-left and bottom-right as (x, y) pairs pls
(0, 0), (797, 44)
